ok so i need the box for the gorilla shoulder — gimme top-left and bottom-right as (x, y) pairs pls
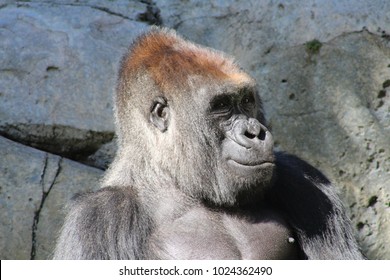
(53, 187), (151, 260)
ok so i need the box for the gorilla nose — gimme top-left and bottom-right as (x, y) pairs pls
(244, 118), (265, 141)
(234, 118), (273, 149)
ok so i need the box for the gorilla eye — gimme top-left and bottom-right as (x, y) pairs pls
(241, 94), (255, 105)
(217, 101), (229, 109)
(210, 96), (232, 114)
(240, 93), (256, 116)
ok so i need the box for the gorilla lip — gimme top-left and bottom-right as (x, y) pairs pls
(227, 159), (274, 168)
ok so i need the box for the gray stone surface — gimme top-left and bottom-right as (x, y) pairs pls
(0, 136), (44, 259)
(0, 136), (102, 259)
(0, 0), (389, 259)
(0, 0), (147, 155)
(34, 154), (103, 259)
(159, 0), (390, 70)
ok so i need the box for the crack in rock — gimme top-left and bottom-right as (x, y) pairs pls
(90, 5), (132, 21)
(8, 1), (144, 22)
(30, 155), (62, 260)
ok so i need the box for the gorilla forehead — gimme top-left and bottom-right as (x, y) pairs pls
(119, 27), (254, 97)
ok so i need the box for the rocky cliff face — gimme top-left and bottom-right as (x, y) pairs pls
(0, 0), (389, 259)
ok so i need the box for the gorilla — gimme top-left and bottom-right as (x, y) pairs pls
(54, 27), (363, 259)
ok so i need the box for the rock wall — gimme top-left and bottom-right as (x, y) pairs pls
(0, 0), (389, 259)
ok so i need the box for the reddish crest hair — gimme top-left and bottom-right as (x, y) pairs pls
(118, 27), (249, 94)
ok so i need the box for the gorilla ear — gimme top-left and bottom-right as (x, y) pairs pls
(150, 97), (170, 132)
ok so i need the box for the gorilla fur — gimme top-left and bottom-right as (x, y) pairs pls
(54, 27), (363, 260)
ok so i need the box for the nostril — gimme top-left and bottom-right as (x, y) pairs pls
(244, 128), (266, 141)
(244, 131), (256, 139)
(258, 129), (266, 141)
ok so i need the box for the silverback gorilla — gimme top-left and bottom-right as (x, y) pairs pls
(54, 27), (363, 259)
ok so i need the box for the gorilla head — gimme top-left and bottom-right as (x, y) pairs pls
(104, 27), (275, 206)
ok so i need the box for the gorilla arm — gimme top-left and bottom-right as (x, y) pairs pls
(53, 187), (152, 260)
(267, 152), (364, 259)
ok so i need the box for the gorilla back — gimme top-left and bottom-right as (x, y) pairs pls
(53, 27), (363, 260)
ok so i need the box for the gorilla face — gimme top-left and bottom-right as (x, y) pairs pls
(210, 89), (275, 179)
(207, 87), (276, 205)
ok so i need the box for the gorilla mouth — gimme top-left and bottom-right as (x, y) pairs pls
(226, 159), (275, 178)
(227, 159), (274, 168)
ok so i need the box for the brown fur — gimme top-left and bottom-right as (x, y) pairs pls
(119, 27), (251, 94)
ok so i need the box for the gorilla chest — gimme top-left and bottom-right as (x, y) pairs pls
(151, 209), (299, 260)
